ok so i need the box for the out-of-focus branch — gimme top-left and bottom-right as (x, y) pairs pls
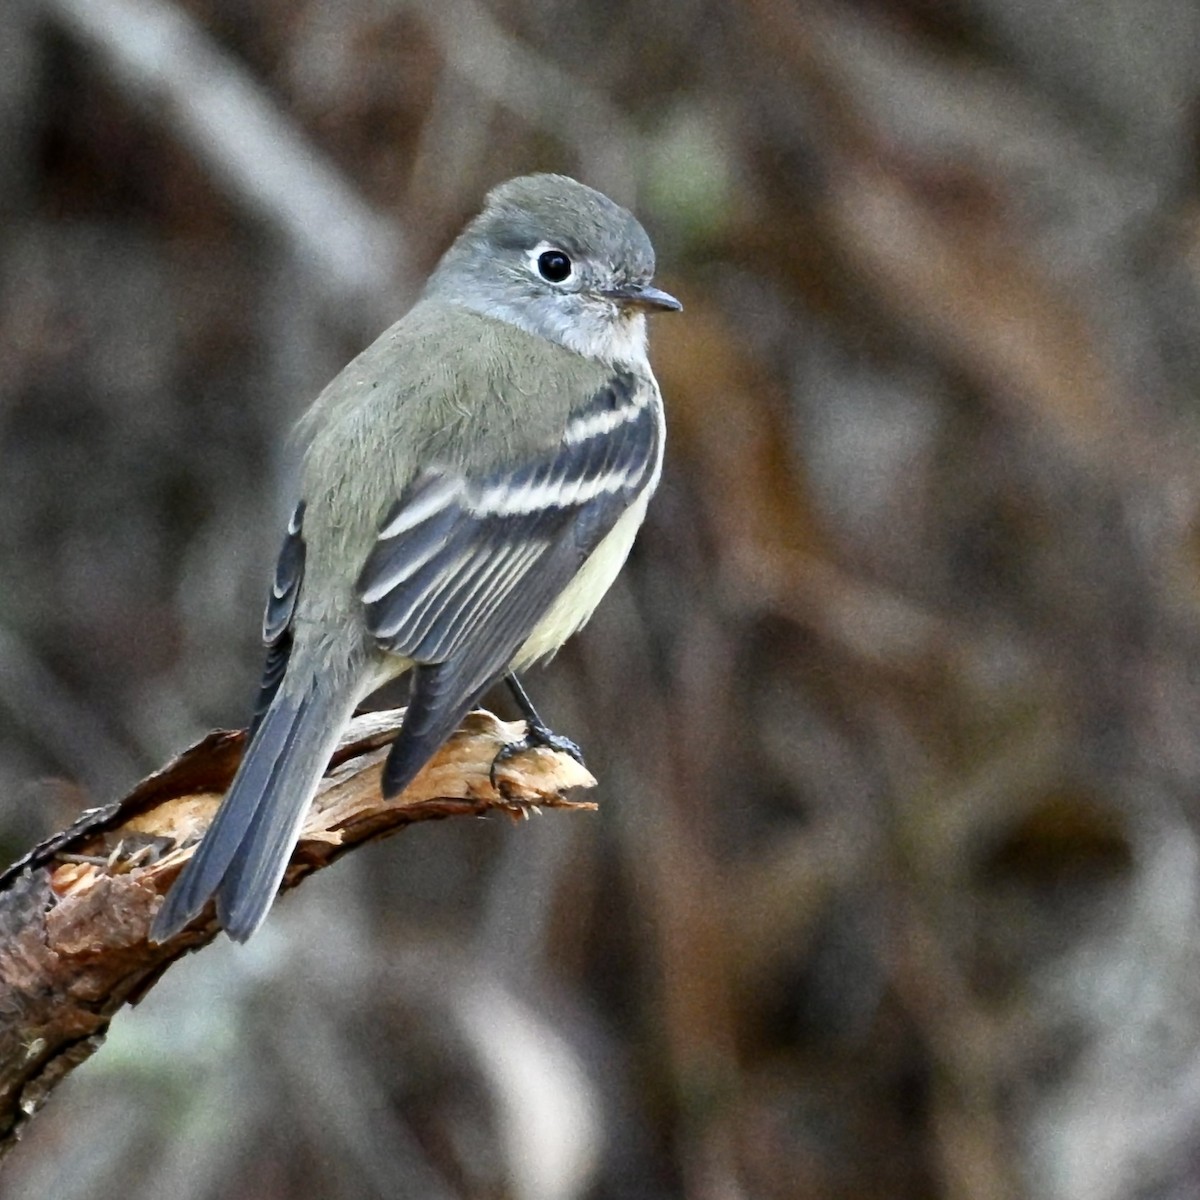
(42, 0), (408, 315)
(411, 0), (637, 200)
(0, 707), (595, 1157)
(0, 624), (143, 794)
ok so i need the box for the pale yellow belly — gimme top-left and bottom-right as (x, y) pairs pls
(510, 488), (651, 668)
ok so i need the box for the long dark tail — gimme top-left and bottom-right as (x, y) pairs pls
(151, 676), (352, 943)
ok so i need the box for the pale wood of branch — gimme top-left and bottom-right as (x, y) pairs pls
(0, 707), (595, 1155)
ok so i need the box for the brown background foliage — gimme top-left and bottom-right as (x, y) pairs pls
(4, 1), (1200, 1197)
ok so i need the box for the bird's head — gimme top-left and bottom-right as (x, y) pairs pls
(428, 173), (681, 366)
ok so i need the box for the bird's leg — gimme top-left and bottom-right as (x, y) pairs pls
(504, 674), (584, 758)
(490, 674), (585, 789)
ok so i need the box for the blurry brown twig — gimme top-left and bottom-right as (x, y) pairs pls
(0, 625), (142, 793)
(411, 0), (637, 200)
(0, 707), (595, 1158)
(41, 0), (409, 318)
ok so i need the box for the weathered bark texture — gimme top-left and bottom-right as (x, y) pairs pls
(0, 709), (594, 1156)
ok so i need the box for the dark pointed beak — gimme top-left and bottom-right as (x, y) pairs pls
(602, 282), (683, 313)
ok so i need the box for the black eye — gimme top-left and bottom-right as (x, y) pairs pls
(537, 249), (572, 283)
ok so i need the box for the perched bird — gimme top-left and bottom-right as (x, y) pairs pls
(151, 174), (679, 943)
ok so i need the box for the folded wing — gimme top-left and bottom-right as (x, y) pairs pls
(250, 500), (306, 737)
(357, 369), (660, 794)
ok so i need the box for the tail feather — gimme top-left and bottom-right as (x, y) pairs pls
(151, 679), (351, 944)
(154, 651), (500, 942)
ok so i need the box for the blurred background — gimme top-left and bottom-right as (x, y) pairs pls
(4, 0), (1200, 1196)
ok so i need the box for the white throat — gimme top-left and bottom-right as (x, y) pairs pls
(454, 293), (651, 370)
(552, 307), (650, 368)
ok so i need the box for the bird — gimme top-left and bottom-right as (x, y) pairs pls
(151, 173), (680, 943)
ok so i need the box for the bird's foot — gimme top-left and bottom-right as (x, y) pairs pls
(490, 721), (586, 792)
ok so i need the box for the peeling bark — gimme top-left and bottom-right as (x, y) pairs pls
(0, 707), (595, 1154)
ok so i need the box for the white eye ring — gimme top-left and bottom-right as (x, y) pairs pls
(527, 241), (574, 285)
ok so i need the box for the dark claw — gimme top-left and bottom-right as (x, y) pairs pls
(489, 722), (587, 792)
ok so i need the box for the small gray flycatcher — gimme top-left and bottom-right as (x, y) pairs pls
(152, 173), (680, 943)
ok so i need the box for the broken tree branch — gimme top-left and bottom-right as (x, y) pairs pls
(0, 707), (595, 1156)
